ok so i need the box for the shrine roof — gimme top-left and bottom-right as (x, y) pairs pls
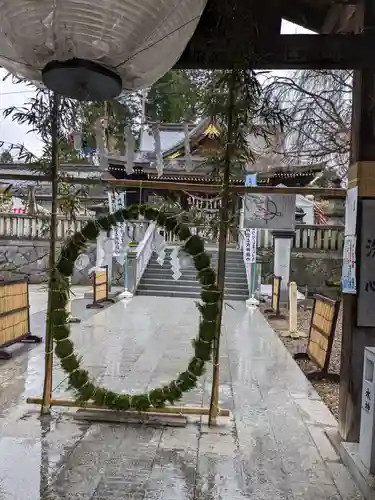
(139, 118), (211, 158)
(108, 162), (324, 185)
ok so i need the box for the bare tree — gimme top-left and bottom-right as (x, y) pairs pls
(265, 70), (352, 179)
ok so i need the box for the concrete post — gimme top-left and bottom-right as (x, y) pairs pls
(279, 281), (307, 339)
(126, 251), (138, 294)
(289, 281), (298, 334)
(272, 230), (294, 301)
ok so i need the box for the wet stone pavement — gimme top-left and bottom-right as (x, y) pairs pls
(0, 287), (363, 499)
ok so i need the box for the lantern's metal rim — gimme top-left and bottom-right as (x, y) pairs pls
(42, 58), (122, 101)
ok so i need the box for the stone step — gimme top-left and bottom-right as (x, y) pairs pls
(147, 261), (245, 269)
(137, 282), (249, 293)
(147, 263), (246, 272)
(136, 289), (247, 301)
(142, 272), (247, 283)
(151, 250), (243, 258)
(139, 275), (248, 286)
(151, 253), (244, 261)
(140, 277), (248, 288)
(139, 249), (247, 299)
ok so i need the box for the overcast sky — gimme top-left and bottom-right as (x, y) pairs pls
(0, 19), (313, 158)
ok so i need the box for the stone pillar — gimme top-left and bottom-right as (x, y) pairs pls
(339, 0), (375, 442)
(272, 231), (294, 301)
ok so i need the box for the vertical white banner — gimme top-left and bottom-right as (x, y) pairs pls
(108, 191), (127, 257)
(243, 228), (257, 264)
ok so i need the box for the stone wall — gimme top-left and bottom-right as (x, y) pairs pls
(259, 249), (342, 297)
(0, 238), (343, 294)
(0, 239), (127, 286)
(0, 239), (94, 284)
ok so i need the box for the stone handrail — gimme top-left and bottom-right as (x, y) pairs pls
(133, 222), (156, 290)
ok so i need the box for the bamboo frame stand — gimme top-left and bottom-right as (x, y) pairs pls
(86, 265), (114, 309)
(26, 397), (230, 418)
(32, 73), (340, 424)
(294, 294), (340, 381)
(0, 278), (42, 360)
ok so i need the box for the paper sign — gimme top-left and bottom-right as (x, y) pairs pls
(345, 186), (358, 236)
(342, 235), (356, 294)
(245, 174), (257, 187)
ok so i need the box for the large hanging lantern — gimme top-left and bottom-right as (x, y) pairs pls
(0, 0), (207, 101)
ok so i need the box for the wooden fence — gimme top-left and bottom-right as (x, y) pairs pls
(294, 294), (340, 381)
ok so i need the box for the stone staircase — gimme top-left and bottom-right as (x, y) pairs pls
(136, 248), (249, 300)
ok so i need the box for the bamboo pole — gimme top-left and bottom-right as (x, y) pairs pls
(208, 70), (236, 427)
(41, 93), (60, 416)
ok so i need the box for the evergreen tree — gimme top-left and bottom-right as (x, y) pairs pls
(146, 70), (202, 123)
(0, 149), (14, 163)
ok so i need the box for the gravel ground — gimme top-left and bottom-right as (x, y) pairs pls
(262, 300), (342, 420)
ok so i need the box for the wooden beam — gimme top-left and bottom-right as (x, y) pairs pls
(105, 179), (347, 197)
(282, 0), (326, 33)
(0, 172), (347, 197)
(176, 34), (375, 70)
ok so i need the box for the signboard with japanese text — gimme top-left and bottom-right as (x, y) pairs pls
(358, 200), (375, 326)
(342, 235), (357, 294)
(243, 173), (257, 265)
(243, 228), (257, 264)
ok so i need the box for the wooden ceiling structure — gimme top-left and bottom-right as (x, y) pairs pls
(176, 0), (371, 69)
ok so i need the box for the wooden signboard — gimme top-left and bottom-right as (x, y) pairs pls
(294, 294), (340, 381)
(0, 278), (42, 360)
(86, 266), (113, 309)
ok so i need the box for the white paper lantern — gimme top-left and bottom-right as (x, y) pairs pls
(0, 0), (207, 100)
